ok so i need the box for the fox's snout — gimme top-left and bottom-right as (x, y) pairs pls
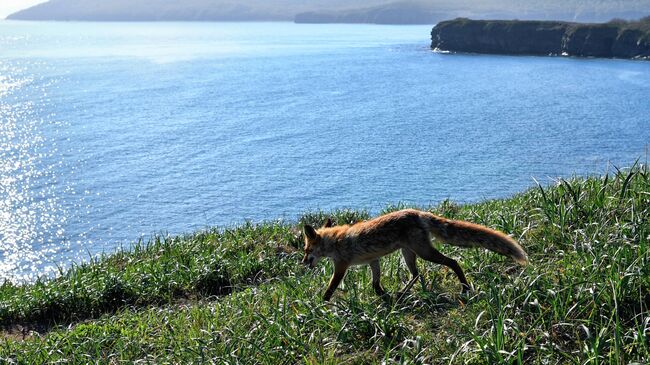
(302, 254), (316, 268)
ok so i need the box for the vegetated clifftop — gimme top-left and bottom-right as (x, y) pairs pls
(430, 17), (650, 59)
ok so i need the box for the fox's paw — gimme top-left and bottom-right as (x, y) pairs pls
(323, 290), (336, 302)
(460, 283), (472, 295)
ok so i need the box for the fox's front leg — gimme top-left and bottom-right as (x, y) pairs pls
(323, 262), (349, 301)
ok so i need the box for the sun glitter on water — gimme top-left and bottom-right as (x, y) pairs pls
(0, 62), (72, 283)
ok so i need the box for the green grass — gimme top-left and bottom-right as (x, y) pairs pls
(1, 165), (648, 364)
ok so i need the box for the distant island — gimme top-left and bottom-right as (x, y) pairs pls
(7, 0), (650, 24)
(5, 0), (389, 21)
(6, 0), (295, 21)
(431, 17), (650, 59)
(294, 2), (452, 25)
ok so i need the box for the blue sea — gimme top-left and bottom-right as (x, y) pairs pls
(1, 21), (649, 282)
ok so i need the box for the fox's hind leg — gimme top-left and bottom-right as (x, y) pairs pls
(369, 260), (385, 296)
(409, 233), (470, 293)
(401, 248), (426, 291)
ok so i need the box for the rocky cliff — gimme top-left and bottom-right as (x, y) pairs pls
(431, 18), (650, 59)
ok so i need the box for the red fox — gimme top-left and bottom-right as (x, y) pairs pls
(302, 209), (527, 301)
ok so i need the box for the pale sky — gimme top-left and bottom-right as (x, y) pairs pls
(0, 0), (47, 19)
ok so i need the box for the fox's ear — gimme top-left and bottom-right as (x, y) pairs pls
(323, 218), (333, 228)
(303, 225), (318, 240)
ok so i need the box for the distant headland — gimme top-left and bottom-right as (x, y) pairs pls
(6, 0), (650, 24)
(294, 2), (450, 25)
(431, 17), (650, 59)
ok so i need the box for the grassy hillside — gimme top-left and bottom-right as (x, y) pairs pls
(1, 165), (648, 363)
(615, 15), (650, 32)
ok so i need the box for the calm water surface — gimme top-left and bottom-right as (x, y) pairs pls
(1, 21), (649, 282)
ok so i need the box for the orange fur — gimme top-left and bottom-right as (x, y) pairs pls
(302, 209), (527, 300)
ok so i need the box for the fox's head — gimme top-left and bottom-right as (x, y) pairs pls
(302, 218), (333, 268)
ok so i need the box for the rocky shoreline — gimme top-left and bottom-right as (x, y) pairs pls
(431, 18), (650, 59)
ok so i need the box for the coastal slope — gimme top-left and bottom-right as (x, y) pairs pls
(1, 168), (648, 363)
(431, 17), (650, 59)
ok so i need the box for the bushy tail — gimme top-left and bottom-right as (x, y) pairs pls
(422, 212), (528, 265)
